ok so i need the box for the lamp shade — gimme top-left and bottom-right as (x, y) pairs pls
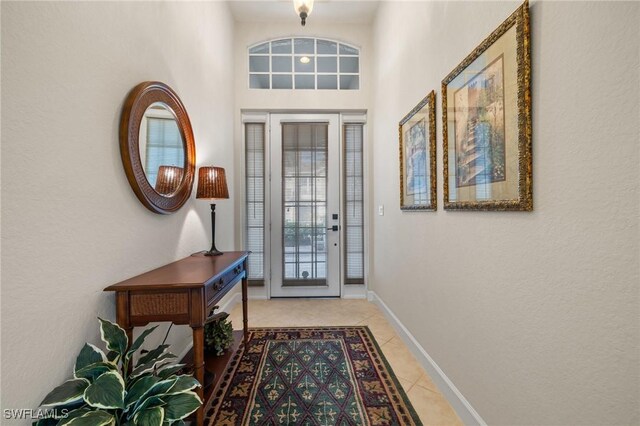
(155, 166), (184, 195)
(196, 166), (229, 200)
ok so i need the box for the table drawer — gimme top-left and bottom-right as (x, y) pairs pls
(206, 262), (244, 305)
(128, 289), (191, 325)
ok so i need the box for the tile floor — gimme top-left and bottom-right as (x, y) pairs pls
(228, 298), (463, 426)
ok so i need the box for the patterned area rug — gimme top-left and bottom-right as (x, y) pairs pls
(205, 327), (422, 425)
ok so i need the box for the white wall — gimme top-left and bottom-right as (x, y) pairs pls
(1, 1), (235, 417)
(371, 1), (639, 424)
(233, 21), (372, 297)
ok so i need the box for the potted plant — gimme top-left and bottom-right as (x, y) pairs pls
(204, 309), (234, 357)
(35, 318), (202, 425)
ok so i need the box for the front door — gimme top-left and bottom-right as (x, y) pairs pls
(269, 114), (341, 297)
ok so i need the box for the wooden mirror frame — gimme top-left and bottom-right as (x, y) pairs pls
(119, 81), (196, 214)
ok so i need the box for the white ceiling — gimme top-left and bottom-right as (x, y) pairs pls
(227, 0), (380, 25)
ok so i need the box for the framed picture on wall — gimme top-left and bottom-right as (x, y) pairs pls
(399, 90), (437, 211)
(442, 0), (532, 211)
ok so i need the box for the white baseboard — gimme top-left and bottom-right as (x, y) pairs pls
(248, 284), (367, 299)
(176, 291), (243, 362)
(368, 291), (487, 426)
(248, 286), (269, 300)
(249, 294), (269, 300)
(342, 285), (368, 299)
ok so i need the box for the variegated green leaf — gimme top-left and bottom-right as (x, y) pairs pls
(106, 351), (119, 363)
(98, 318), (128, 360)
(57, 407), (93, 425)
(162, 392), (202, 421)
(157, 364), (186, 379)
(154, 361), (173, 375)
(124, 375), (160, 410)
(58, 410), (115, 426)
(134, 406), (164, 426)
(130, 352), (176, 378)
(74, 343), (107, 373)
(135, 345), (169, 367)
(74, 362), (118, 382)
(41, 401), (87, 419)
(83, 371), (125, 410)
(40, 378), (90, 407)
(128, 396), (165, 420)
(127, 372), (152, 390)
(166, 375), (201, 395)
(129, 378), (177, 417)
(125, 325), (158, 361)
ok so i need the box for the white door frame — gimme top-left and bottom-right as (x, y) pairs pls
(240, 111), (368, 300)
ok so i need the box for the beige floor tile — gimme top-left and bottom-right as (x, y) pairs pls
(358, 313), (399, 344)
(380, 337), (423, 384)
(415, 372), (440, 393)
(397, 377), (415, 394)
(407, 385), (463, 426)
(227, 309), (243, 329)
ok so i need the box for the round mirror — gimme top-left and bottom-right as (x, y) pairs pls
(120, 82), (195, 214)
(138, 102), (186, 197)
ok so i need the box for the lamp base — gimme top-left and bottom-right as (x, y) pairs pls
(205, 203), (222, 256)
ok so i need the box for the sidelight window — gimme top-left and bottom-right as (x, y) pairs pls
(344, 124), (365, 284)
(245, 123), (266, 285)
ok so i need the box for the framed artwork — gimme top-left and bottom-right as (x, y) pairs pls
(442, 0), (532, 211)
(399, 90), (437, 211)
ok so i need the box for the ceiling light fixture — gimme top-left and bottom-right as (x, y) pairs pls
(293, 0), (314, 26)
(300, 56), (311, 64)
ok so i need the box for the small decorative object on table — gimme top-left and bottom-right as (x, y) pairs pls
(204, 306), (234, 356)
(35, 318), (202, 426)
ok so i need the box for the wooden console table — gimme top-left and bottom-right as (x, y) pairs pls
(104, 251), (250, 425)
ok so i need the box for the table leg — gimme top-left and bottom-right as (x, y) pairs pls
(116, 292), (133, 373)
(192, 325), (205, 425)
(242, 269), (249, 344)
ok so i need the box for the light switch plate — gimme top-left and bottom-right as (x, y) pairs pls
(378, 205), (384, 216)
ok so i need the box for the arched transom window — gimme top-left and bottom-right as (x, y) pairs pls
(248, 37), (360, 90)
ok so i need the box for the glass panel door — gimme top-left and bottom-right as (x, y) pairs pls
(282, 123), (328, 286)
(270, 114), (340, 297)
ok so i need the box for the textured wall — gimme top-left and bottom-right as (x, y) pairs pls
(1, 1), (235, 418)
(370, 1), (639, 424)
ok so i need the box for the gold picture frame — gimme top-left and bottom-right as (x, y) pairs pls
(442, 0), (532, 211)
(399, 90), (437, 211)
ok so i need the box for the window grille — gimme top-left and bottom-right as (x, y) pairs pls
(245, 123), (265, 285)
(145, 118), (183, 187)
(249, 37), (360, 90)
(282, 123), (329, 286)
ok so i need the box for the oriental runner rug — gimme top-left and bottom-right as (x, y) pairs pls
(205, 327), (422, 425)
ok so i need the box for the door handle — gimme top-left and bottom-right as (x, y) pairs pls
(327, 225), (339, 231)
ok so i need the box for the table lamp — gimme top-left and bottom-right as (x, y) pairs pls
(196, 166), (229, 256)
